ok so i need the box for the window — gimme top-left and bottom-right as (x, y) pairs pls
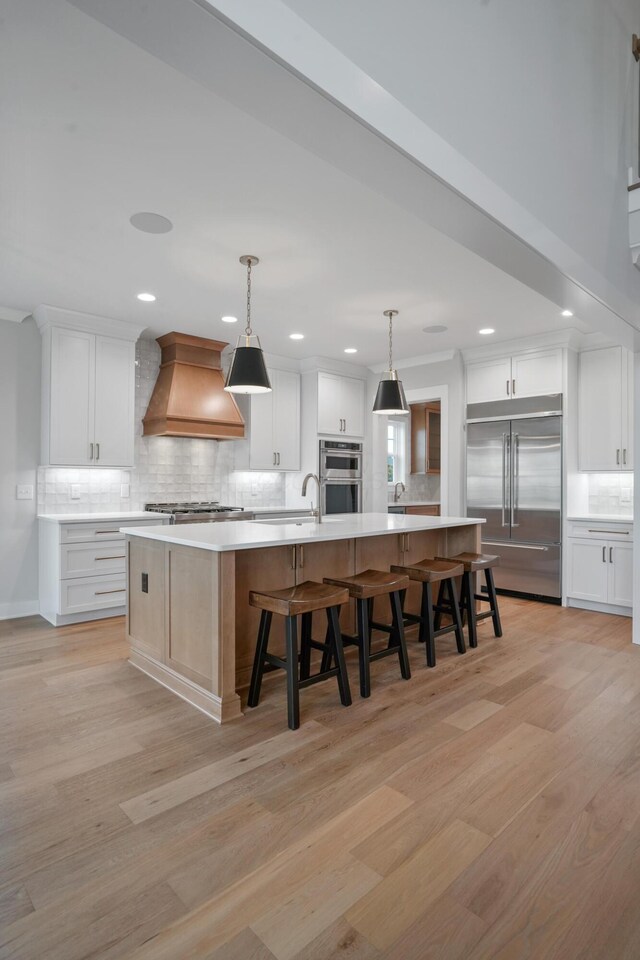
(387, 420), (406, 484)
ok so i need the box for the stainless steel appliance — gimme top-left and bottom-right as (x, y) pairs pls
(466, 394), (562, 601)
(144, 502), (254, 524)
(319, 440), (363, 515)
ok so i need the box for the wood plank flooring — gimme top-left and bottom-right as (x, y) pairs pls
(0, 598), (638, 959)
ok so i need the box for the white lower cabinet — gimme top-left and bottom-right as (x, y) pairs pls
(39, 515), (169, 626)
(566, 522), (633, 614)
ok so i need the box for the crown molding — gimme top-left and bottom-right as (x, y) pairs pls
(299, 355), (368, 379)
(33, 304), (145, 341)
(461, 327), (582, 363)
(368, 348), (457, 374)
(0, 305), (31, 323)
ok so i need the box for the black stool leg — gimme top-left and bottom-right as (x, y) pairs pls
(390, 589), (411, 679)
(327, 605), (352, 707)
(299, 612), (313, 680)
(433, 579), (446, 630)
(462, 571), (478, 648)
(248, 610), (272, 707)
(285, 614), (300, 730)
(356, 598), (372, 698)
(447, 577), (466, 655)
(485, 568), (503, 637)
(320, 620), (333, 672)
(420, 582), (436, 668)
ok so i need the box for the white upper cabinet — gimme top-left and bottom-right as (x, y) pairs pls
(578, 346), (633, 471)
(249, 368), (300, 470)
(317, 371), (365, 436)
(466, 349), (563, 405)
(36, 305), (142, 468)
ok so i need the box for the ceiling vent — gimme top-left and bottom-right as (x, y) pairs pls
(142, 332), (245, 440)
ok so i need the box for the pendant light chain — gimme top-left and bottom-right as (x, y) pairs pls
(245, 257), (253, 338)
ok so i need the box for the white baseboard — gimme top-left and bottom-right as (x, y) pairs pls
(0, 600), (40, 621)
(566, 597), (632, 618)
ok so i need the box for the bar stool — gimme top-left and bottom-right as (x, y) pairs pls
(323, 570), (411, 697)
(390, 559), (465, 668)
(247, 581), (351, 730)
(435, 552), (502, 649)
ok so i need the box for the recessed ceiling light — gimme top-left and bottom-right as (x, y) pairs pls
(478, 327), (495, 335)
(137, 292), (156, 302)
(561, 309), (573, 317)
(422, 324), (448, 334)
(221, 315), (237, 323)
(129, 212), (173, 234)
(344, 347), (358, 354)
(289, 333), (304, 340)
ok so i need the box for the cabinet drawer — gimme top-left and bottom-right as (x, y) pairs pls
(60, 519), (162, 543)
(61, 541), (126, 579)
(60, 573), (126, 614)
(567, 521), (633, 541)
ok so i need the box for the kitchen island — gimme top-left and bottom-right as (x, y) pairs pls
(123, 513), (484, 722)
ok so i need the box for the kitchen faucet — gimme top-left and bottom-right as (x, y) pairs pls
(393, 481), (405, 503)
(301, 473), (322, 523)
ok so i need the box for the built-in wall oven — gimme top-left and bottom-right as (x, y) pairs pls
(319, 440), (363, 515)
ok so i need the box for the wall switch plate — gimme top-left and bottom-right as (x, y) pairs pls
(16, 484), (33, 500)
(121, 483), (130, 498)
(70, 484), (81, 499)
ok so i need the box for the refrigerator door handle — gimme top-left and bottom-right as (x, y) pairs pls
(483, 541), (549, 551)
(511, 433), (519, 528)
(501, 432), (508, 527)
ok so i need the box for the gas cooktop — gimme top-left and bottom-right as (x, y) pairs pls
(144, 502), (251, 523)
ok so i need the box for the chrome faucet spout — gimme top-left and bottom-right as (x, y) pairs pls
(301, 473), (322, 523)
(393, 481), (406, 503)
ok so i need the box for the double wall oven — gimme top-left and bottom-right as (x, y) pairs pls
(319, 440), (363, 515)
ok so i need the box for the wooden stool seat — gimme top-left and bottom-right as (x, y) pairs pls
(391, 558), (463, 583)
(436, 552), (499, 573)
(324, 569), (409, 599)
(250, 581), (349, 617)
(435, 553), (502, 648)
(323, 569), (411, 697)
(391, 558), (465, 668)
(248, 580), (351, 730)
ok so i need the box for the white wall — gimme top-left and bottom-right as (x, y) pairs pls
(0, 319), (40, 618)
(281, 0), (640, 318)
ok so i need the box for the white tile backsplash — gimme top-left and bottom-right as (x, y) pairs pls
(38, 338), (286, 514)
(586, 473), (634, 517)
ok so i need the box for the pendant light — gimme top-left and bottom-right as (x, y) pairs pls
(372, 309), (409, 415)
(224, 255), (272, 394)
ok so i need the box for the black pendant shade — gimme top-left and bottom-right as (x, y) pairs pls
(372, 373), (409, 415)
(224, 339), (272, 394)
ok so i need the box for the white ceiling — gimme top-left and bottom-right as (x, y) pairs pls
(0, 0), (587, 366)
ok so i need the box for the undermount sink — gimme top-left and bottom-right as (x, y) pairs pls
(253, 516), (345, 525)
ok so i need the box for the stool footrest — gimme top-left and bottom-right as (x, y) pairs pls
(368, 620), (393, 635)
(298, 668), (340, 689)
(264, 653), (287, 670)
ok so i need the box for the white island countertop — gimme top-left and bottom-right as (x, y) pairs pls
(388, 500), (441, 508)
(122, 512), (484, 553)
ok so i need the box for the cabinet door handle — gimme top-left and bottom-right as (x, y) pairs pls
(95, 529), (121, 534)
(89, 442), (94, 460)
(616, 449), (620, 465)
(609, 546), (613, 563)
(96, 442), (100, 461)
(277, 452), (280, 466)
(506, 379), (510, 396)
(602, 546), (606, 563)
(95, 588), (125, 595)
(95, 555), (126, 561)
(343, 419), (347, 433)
(299, 545), (304, 568)
(291, 546), (296, 570)
(512, 379), (516, 395)
(623, 448), (627, 465)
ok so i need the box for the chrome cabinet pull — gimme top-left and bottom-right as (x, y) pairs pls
(588, 529), (629, 535)
(95, 529), (120, 534)
(95, 555), (125, 561)
(602, 546), (606, 563)
(95, 588), (125, 595)
(616, 449), (620, 465)
(506, 379), (510, 396)
(623, 448), (627, 465)
(512, 379), (516, 395)
(291, 546), (296, 569)
(89, 442), (94, 460)
(96, 442), (100, 461)
(609, 546), (613, 563)
(277, 452), (280, 465)
(299, 545), (304, 568)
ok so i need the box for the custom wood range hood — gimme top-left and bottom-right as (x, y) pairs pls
(142, 332), (245, 439)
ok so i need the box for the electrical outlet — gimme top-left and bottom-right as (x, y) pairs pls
(70, 484), (81, 500)
(16, 484), (33, 500)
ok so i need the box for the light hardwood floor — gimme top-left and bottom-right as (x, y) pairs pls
(1, 598), (639, 959)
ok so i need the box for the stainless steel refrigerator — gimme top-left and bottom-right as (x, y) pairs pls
(466, 395), (562, 601)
